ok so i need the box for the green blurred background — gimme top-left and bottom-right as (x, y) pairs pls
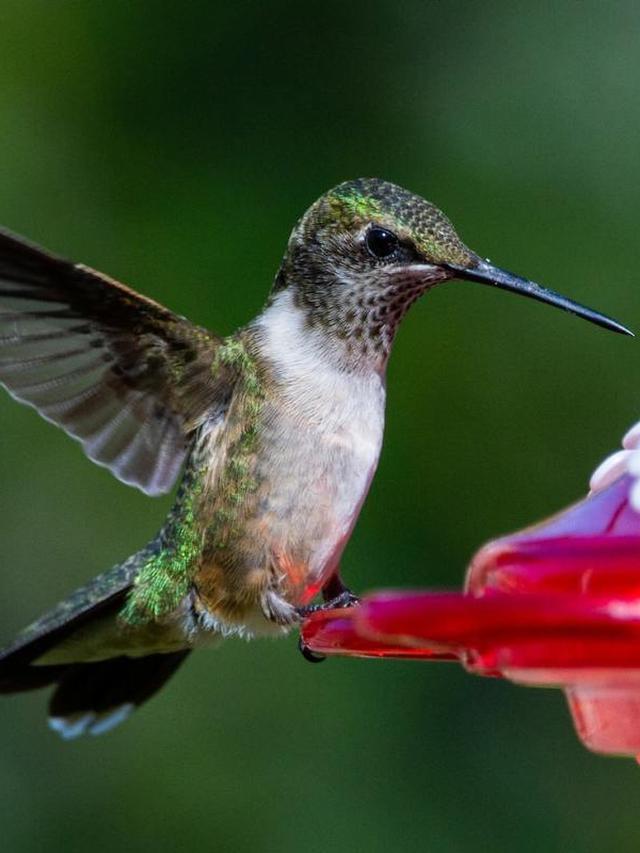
(1, 2), (640, 851)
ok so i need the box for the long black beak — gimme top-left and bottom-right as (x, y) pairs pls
(445, 258), (633, 336)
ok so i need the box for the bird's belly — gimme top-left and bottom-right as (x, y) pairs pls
(195, 414), (383, 634)
(252, 401), (384, 602)
(257, 482), (369, 603)
(194, 338), (386, 633)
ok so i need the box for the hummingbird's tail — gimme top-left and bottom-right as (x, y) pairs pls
(0, 544), (191, 738)
(1, 650), (190, 738)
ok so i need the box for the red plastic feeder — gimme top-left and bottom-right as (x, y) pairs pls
(301, 442), (640, 762)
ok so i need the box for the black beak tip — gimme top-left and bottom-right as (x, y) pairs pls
(616, 322), (634, 338)
(445, 260), (634, 339)
(569, 310), (633, 337)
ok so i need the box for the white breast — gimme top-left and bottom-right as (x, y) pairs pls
(255, 290), (385, 466)
(254, 290), (386, 581)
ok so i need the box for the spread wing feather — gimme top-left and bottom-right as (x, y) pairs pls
(0, 228), (225, 495)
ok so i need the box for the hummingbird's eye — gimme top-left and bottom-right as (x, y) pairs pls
(365, 226), (399, 260)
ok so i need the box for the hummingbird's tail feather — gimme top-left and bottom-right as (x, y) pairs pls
(46, 651), (191, 739)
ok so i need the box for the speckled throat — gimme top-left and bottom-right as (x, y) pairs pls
(287, 264), (431, 367)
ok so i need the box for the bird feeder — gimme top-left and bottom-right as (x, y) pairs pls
(301, 423), (640, 762)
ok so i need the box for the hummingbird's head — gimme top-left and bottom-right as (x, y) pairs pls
(272, 178), (630, 368)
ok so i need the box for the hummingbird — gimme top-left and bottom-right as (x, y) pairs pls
(0, 178), (630, 739)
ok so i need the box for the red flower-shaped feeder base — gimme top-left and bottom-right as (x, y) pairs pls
(301, 474), (640, 761)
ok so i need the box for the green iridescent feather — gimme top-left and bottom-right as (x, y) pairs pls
(207, 337), (264, 549)
(120, 335), (265, 625)
(119, 466), (206, 625)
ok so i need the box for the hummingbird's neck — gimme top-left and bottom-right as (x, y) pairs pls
(253, 288), (393, 376)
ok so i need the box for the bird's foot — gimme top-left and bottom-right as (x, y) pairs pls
(260, 589), (299, 627)
(297, 588), (360, 664)
(297, 589), (360, 618)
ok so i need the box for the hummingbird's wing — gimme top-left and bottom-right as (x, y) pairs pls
(0, 228), (228, 495)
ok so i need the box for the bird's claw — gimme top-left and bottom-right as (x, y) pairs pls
(298, 636), (327, 663)
(297, 589), (360, 664)
(297, 589), (360, 618)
